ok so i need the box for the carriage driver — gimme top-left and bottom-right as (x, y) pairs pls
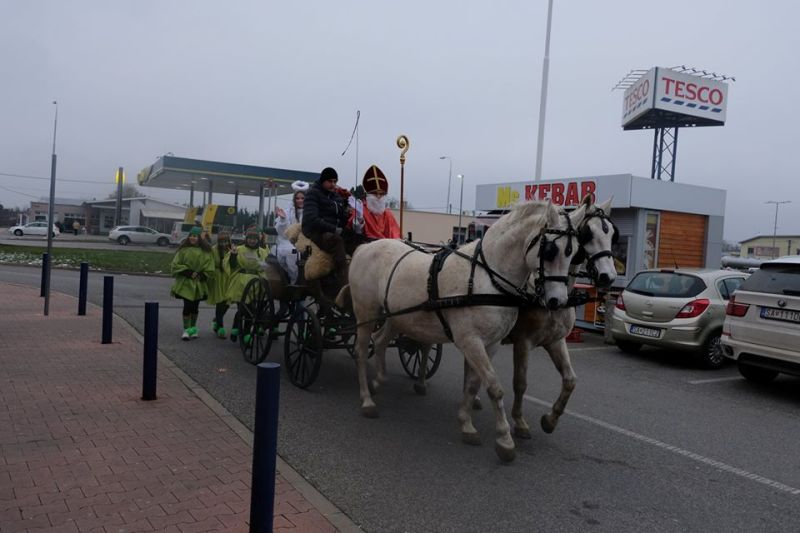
(348, 165), (400, 241)
(301, 167), (353, 286)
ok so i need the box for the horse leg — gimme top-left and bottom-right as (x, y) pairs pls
(370, 323), (393, 394)
(413, 344), (432, 396)
(511, 339), (532, 440)
(464, 359), (483, 410)
(354, 321), (379, 418)
(540, 338), (576, 434)
(457, 362), (482, 445)
(457, 338), (516, 463)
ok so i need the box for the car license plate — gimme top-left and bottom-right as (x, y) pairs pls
(629, 325), (660, 338)
(760, 307), (800, 324)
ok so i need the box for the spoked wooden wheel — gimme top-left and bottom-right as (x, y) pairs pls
(398, 339), (443, 380)
(284, 302), (323, 389)
(238, 278), (275, 365)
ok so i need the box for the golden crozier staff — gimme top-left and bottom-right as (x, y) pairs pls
(396, 135), (409, 238)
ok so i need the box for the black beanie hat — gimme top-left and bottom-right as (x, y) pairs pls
(319, 167), (338, 184)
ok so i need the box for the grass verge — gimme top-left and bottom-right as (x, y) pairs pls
(0, 244), (172, 274)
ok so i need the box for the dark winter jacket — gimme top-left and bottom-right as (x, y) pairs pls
(302, 181), (349, 236)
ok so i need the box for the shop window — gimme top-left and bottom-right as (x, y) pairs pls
(613, 235), (629, 277)
(643, 212), (660, 269)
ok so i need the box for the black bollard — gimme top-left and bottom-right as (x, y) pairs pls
(40, 253), (49, 297)
(142, 302), (159, 401)
(101, 276), (113, 344)
(250, 362), (281, 533)
(78, 262), (89, 316)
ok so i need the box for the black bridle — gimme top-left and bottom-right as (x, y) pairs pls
(573, 207), (619, 282)
(524, 212), (579, 297)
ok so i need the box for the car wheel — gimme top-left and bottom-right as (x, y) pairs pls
(117, 236), (130, 245)
(738, 362), (778, 384)
(13, 229), (22, 236)
(699, 332), (725, 369)
(616, 340), (642, 354)
(157, 237), (169, 246)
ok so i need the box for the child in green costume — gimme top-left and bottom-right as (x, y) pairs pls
(170, 227), (214, 340)
(208, 231), (233, 338)
(224, 227), (269, 342)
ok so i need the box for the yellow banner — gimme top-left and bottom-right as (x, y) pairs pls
(201, 204), (219, 231)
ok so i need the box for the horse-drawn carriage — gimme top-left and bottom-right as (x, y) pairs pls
(232, 249), (443, 389)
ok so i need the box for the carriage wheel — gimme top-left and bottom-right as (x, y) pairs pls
(284, 302), (323, 389)
(399, 341), (443, 380)
(238, 278), (275, 365)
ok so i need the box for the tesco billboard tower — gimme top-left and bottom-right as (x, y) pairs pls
(617, 66), (732, 181)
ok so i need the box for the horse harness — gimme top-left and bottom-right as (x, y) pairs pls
(572, 207), (619, 282)
(377, 213), (579, 341)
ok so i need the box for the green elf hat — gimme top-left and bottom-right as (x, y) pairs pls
(189, 226), (203, 236)
(245, 226), (260, 239)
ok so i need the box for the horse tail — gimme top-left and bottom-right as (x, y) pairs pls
(335, 284), (352, 311)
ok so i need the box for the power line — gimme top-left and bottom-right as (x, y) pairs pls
(0, 171), (110, 184)
(0, 183), (40, 199)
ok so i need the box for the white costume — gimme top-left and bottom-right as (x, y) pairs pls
(275, 181), (308, 283)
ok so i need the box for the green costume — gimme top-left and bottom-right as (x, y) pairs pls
(224, 244), (270, 303)
(207, 246), (232, 305)
(170, 245), (215, 301)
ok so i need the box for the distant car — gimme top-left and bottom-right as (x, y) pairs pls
(8, 222), (60, 237)
(721, 256), (800, 383)
(609, 269), (748, 369)
(108, 226), (171, 246)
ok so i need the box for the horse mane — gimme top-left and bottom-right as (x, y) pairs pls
(485, 201), (554, 239)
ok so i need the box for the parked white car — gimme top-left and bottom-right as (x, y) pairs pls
(8, 222), (60, 237)
(108, 226), (171, 246)
(721, 256), (800, 382)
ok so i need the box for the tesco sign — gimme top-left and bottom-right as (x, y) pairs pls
(622, 67), (728, 128)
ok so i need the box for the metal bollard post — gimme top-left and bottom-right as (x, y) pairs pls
(142, 302), (159, 401)
(40, 253), (49, 297)
(250, 362), (281, 533)
(78, 262), (89, 316)
(101, 276), (113, 344)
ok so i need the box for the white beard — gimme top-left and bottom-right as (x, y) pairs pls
(366, 194), (386, 215)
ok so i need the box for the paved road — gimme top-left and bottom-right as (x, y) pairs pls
(3, 264), (800, 532)
(0, 232), (174, 252)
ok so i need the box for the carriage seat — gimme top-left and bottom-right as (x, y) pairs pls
(284, 223), (335, 281)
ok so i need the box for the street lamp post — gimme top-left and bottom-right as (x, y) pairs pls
(534, 0), (555, 182)
(44, 101), (58, 316)
(439, 156), (453, 214)
(766, 200), (791, 258)
(457, 174), (464, 244)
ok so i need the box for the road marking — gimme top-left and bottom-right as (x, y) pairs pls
(524, 394), (800, 496)
(564, 346), (611, 352)
(688, 376), (742, 385)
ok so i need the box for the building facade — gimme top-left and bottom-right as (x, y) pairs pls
(739, 235), (800, 260)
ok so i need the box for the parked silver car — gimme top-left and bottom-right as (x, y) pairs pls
(108, 226), (171, 246)
(721, 256), (800, 383)
(610, 269), (748, 368)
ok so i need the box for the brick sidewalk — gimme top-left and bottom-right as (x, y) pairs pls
(0, 282), (352, 532)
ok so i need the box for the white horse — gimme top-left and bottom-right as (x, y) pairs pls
(501, 197), (617, 439)
(344, 201), (586, 462)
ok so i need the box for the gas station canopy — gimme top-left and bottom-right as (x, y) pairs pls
(137, 155), (319, 197)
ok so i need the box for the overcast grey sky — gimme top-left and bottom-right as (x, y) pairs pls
(1, 1), (797, 241)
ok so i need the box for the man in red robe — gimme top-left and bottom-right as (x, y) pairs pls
(350, 165), (401, 241)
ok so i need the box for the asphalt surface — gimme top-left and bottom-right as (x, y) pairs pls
(0, 232), (174, 252)
(3, 263), (800, 532)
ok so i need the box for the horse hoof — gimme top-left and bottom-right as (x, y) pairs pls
(472, 398), (483, 411)
(513, 426), (532, 440)
(413, 383), (427, 396)
(361, 405), (379, 419)
(461, 432), (481, 446)
(540, 414), (557, 434)
(495, 443), (517, 464)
